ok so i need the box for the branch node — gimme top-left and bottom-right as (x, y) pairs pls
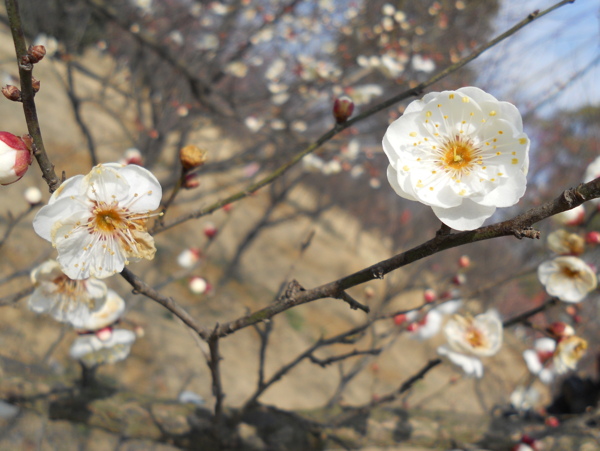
(371, 267), (384, 280)
(512, 227), (540, 240)
(528, 9), (540, 19)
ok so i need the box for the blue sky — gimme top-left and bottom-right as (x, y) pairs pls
(476, 0), (600, 117)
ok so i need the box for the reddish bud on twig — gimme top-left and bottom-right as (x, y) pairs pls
(21, 134), (33, 151)
(31, 77), (40, 93)
(183, 173), (200, 189)
(586, 231), (600, 245)
(393, 314), (407, 326)
(423, 288), (437, 303)
(458, 255), (471, 268)
(333, 96), (354, 124)
(546, 321), (574, 339)
(27, 45), (46, 64)
(204, 222), (218, 239)
(2, 85), (21, 102)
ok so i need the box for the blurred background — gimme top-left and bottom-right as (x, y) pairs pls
(0, 0), (599, 449)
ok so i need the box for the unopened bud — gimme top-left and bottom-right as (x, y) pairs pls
(423, 288), (437, 303)
(31, 77), (40, 93)
(183, 173), (200, 189)
(2, 85), (21, 102)
(180, 145), (207, 170)
(545, 416), (559, 428)
(204, 222), (218, 239)
(393, 313), (407, 326)
(0, 132), (32, 185)
(21, 134), (33, 151)
(177, 247), (202, 268)
(189, 276), (210, 295)
(222, 203), (233, 212)
(364, 285), (375, 299)
(333, 96), (354, 124)
(586, 231), (600, 245)
(24, 186), (42, 205)
(546, 321), (574, 339)
(458, 255), (471, 268)
(120, 148), (143, 166)
(95, 326), (113, 341)
(27, 45), (46, 64)
(452, 273), (466, 286)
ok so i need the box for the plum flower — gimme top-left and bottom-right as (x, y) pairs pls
(584, 156), (600, 207)
(537, 256), (597, 303)
(29, 260), (108, 327)
(70, 328), (136, 367)
(523, 337), (557, 384)
(553, 335), (587, 373)
(383, 87), (529, 230)
(437, 309), (503, 378)
(33, 163), (162, 279)
(547, 229), (584, 256)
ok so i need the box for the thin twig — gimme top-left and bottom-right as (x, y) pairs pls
(5, 0), (61, 192)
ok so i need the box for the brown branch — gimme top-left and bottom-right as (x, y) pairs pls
(503, 297), (560, 328)
(332, 358), (443, 426)
(120, 267), (209, 339)
(308, 348), (382, 368)
(5, 0), (61, 192)
(207, 333), (225, 431)
(0, 204), (35, 249)
(0, 285), (33, 306)
(152, 0), (575, 235)
(211, 179), (600, 338)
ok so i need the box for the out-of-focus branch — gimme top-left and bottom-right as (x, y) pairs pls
(5, 0), (61, 192)
(84, 0), (235, 118)
(0, 205), (36, 249)
(153, 0), (575, 235)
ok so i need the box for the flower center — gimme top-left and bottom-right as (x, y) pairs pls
(465, 326), (486, 349)
(561, 266), (582, 280)
(440, 136), (476, 172)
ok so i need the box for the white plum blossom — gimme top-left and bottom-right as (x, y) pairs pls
(70, 328), (136, 367)
(29, 260), (108, 327)
(584, 156), (600, 206)
(177, 247), (202, 268)
(537, 256), (597, 302)
(33, 163), (162, 280)
(523, 337), (557, 384)
(553, 335), (588, 374)
(383, 87), (530, 230)
(437, 309), (503, 378)
(547, 229), (584, 256)
(24, 186), (42, 205)
(552, 205), (585, 226)
(73, 289), (125, 331)
(406, 299), (462, 340)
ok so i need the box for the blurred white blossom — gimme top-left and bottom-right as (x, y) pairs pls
(537, 256), (597, 302)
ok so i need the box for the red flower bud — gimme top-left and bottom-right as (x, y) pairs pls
(586, 231), (600, 245)
(204, 222), (218, 239)
(0, 132), (32, 185)
(333, 96), (354, 124)
(2, 85), (21, 102)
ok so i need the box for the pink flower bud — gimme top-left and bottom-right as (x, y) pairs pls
(95, 326), (113, 341)
(406, 322), (419, 332)
(393, 313), (407, 326)
(458, 255), (471, 268)
(586, 231), (600, 245)
(333, 96), (354, 124)
(547, 321), (574, 339)
(120, 148), (143, 166)
(222, 203), (233, 212)
(545, 416), (559, 428)
(364, 286), (375, 299)
(452, 273), (466, 286)
(423, 288), (437, 303)
(183, 173), (200, 189)
(204, 222), (218, 239)
(0, 132), (32, 185)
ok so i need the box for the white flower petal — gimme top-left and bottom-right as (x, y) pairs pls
(431, 200), (496, 230)
(437, 346), (484, 378)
